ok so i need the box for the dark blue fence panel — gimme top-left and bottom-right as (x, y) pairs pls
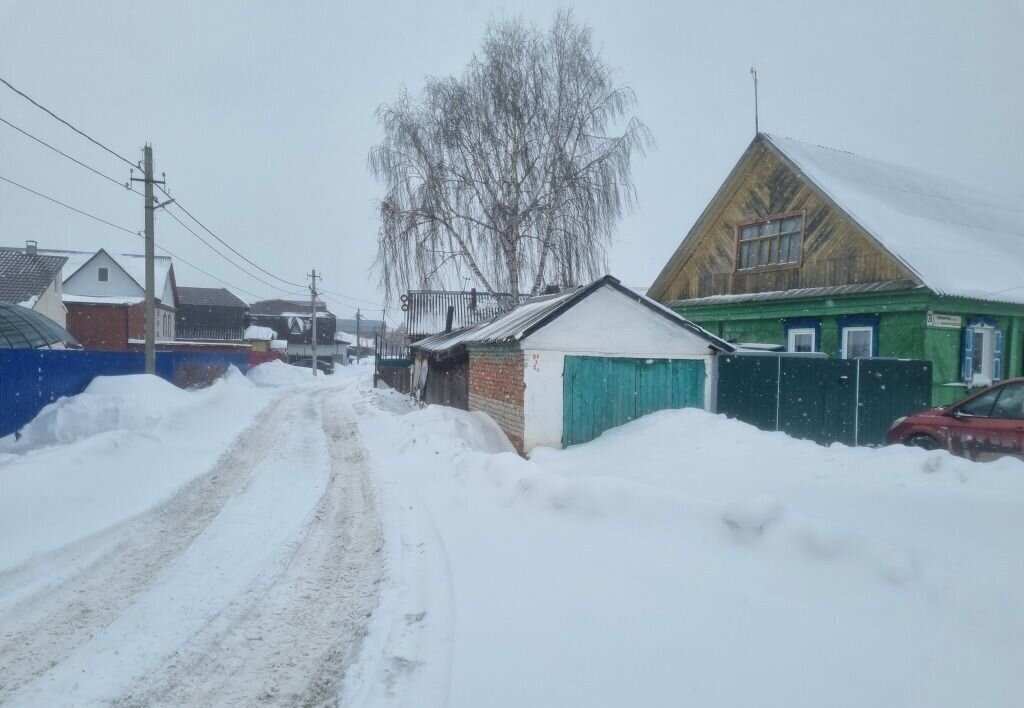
(0, 349), (250, 438)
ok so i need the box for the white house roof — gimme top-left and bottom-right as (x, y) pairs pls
(765, 133), (1024, 305)
(40, 248), (174, 300)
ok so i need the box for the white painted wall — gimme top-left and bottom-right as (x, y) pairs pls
(32, 278), (67, 328)
(63, 252), (141, 298)
(521, 284), (717, 452)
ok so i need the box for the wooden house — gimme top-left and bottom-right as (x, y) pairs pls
(410, 275), (732, 453)
(648, 133), (1024, 405)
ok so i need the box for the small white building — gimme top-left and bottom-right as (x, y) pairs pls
(410, 275), (734, 453)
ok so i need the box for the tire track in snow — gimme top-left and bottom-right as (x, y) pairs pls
(107, 389), (384, 707)
(0, 392), (294, 703)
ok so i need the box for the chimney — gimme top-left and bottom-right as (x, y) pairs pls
(25, 240), (37, 256)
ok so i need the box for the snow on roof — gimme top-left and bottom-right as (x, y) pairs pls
(112, 253), (173, 300)
(40, 248), (174, 301)
(412, 276), (734, 354)
(243, 325), (276, 341)
(765, 133), (1024, 305)
(63, 294), (145, 305)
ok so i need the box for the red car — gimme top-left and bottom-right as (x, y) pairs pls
(886, 377), (1024, 460)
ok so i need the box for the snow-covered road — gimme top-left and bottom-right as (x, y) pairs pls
(0, 375), (383, 707)
(3, 363), (1024, 707)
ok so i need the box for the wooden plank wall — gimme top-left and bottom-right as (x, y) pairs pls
(663, 145), (910, 302)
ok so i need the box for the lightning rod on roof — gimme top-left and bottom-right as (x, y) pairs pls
(750, 66), (759, 134)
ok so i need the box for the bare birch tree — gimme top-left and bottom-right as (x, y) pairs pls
(369, 11), (651, 299)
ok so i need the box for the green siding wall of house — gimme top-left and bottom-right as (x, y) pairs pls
(674, 290), (1024, 408)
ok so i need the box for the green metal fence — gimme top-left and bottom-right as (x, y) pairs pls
(717, 354), (932, 446)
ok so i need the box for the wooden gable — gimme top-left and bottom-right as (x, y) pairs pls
(648, 135), (918, 303)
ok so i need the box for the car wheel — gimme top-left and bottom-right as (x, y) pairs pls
(906, 434), (939, 451)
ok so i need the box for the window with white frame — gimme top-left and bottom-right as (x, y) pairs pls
(98, 267), (108, 282)
(787, 328), (816, 353)
(963, 322), (1002, 385)
(841, 326), (873, 359)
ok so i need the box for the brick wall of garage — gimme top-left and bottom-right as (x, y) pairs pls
(467, 344), (525, 452)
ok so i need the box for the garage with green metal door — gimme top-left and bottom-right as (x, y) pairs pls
(562, 355), (706, 447)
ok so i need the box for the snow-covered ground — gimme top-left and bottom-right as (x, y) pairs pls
(2, 363), (1023, 707)
(349, 385), (1024, 708)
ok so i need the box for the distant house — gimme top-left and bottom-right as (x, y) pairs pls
(648, 133), (1024, 405)
(410, 275), (732, 453)
(0, 241), (67, 327)
(38, 248), (178, 350)
(176, 287), (248, 341)
(248, 298), (342, 366)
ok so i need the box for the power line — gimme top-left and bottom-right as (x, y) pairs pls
(0, 115), (140, 195)
(0, 76), (136, 169)
(0, 170), (263, 300)
(319, 287), (385, 307)
(0, 173), (139, 236)
(155, 243), (262, 301)
(159, 206), (301, 294)
(157, 185), (305, 289)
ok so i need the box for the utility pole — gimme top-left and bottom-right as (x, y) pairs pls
(356, 308), (362, 364)
(131, 145), (167, 375)
(309, 269), (319, 377)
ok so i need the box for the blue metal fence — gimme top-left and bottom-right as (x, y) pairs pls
(0, 350), (250, 438)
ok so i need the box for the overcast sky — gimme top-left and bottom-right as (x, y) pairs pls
(1, 0), (1021, 322)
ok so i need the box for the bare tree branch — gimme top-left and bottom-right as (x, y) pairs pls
(369, 10), (651, 299)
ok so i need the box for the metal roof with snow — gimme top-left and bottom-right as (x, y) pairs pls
(762, 133), (1024, 305)
(0, 248), (66, 305)
(412, 275), (734, 355)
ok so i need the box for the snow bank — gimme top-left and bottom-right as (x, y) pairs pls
(0, 369), (273, 574)
(352, 393), (1024, 708)
(14, 374), (191, 447)
(247, 360), (319, 387)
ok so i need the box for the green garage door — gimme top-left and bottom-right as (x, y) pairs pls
(562, 356), (705, 447)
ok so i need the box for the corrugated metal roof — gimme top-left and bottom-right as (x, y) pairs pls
(0, 248), (66, 305)
(669, 280), (921, 307)
(412, 276), (734, 354)
(405, 290), (530, 338)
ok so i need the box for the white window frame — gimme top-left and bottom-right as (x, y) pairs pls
(969, 325), (995, 385)
(787, 327), (816, 353)
(841, 326), (874, 359)
(98, 267), (108, 282)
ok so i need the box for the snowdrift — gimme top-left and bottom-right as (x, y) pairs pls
(352, 394), (1024, 708)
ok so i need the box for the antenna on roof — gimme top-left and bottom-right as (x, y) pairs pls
(750, 66), (759, 134)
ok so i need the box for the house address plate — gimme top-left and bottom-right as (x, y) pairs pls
(927, 312), (962, 329)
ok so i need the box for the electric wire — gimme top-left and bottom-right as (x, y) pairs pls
(159, 206), (302, 295)
(0, 173), (139, 236)
(0, 171), (264, 300)
(157, 185), (305, 289)
(0, 115), (141, 195)
(0, 76), (137, 169)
